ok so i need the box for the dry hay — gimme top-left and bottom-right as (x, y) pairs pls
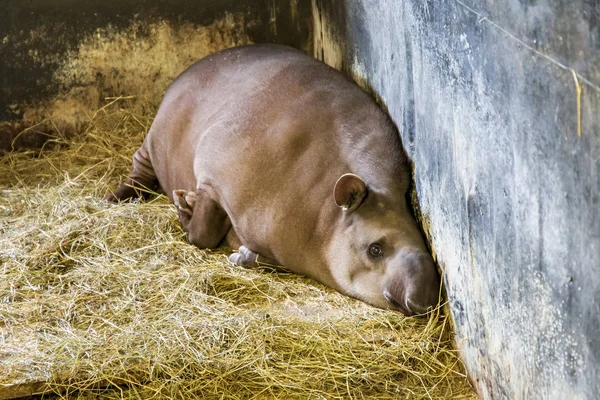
(4, 15), (252, 153)
(0, 98), (476, 399)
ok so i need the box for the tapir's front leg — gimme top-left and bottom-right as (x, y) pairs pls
(229, 246), (280, 269)
(229, 246), (259, 267)
(173, 189), (231, 249)
(173, 190), (279, 268)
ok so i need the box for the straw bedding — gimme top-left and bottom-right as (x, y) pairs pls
(0, 99), (475, 399)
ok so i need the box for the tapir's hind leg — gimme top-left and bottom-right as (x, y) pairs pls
(173, 189), (231, 249)
(105, 146), (157, 202)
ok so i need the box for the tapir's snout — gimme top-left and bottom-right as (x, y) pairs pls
(384, 252), (441, 316)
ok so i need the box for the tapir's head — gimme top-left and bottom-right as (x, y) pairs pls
(327, 173), (441, 316)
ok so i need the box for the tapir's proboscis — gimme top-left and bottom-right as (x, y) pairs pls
(106, 44), (441, 316)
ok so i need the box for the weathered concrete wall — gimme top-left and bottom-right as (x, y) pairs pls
(314, 0), (600, 398)
(0, 0), (311, 150)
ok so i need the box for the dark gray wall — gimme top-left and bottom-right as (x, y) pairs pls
(0, 0), (312, 152)
(315, 0), (599, 398)
(0, 0), (311, 122)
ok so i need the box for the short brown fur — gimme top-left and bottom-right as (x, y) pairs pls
(107, 44), (440, 315)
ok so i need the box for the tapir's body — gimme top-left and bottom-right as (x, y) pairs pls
(108, 44), (440, 315)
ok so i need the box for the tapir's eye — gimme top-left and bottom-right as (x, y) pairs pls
(368, 243), (384, 258)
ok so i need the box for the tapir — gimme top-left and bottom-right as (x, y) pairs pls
(106, 44), (441, 316)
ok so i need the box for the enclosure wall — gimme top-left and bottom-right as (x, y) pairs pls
(313, 0), (600, 398)
(0, 0), (311, 150)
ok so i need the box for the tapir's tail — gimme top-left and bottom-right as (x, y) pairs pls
(105, 145), (158, 202)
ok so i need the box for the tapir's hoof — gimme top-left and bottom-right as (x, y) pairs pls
(229, 245), (259, 268)
(173, 190), (196, 217)
(104, 193), (118, 203)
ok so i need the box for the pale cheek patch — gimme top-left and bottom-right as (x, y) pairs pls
(384, 209), (398, 220)
(326, 237), (356, 290)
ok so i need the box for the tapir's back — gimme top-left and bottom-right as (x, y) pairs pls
(143, 44), (406, 268)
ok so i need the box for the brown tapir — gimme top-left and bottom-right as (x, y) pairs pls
(106, 44), (441, 316)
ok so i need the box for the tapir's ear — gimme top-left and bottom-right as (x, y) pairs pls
(333, 173), (367, 212)
(173, 190), (197, 216)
